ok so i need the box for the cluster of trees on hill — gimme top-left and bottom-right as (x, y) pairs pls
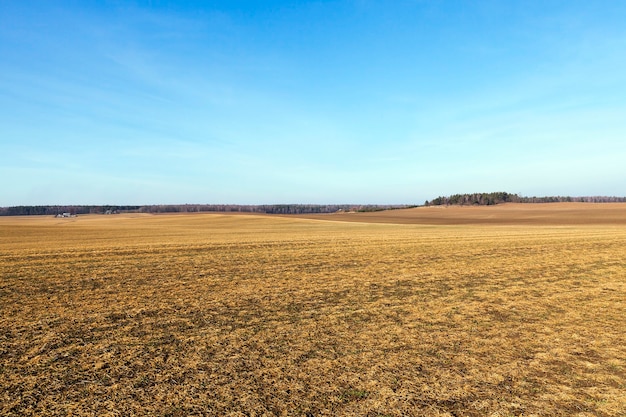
(425, 192), (626, 206)
(0, 204), (414, 216)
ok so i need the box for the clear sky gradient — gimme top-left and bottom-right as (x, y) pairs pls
(2, 1), (625, 205)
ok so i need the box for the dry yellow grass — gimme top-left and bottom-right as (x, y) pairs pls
(1, 209), (625, 416)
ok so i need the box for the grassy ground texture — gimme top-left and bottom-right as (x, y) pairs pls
(1, 209), (625, 416)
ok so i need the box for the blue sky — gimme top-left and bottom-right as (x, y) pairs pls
(1, 1), (625, 205)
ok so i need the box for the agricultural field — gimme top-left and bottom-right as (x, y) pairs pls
(1, 205), (625, 416)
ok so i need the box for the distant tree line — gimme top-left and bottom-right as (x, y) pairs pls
(3, 194), (625, 216)
(133, 204), (408, 214)
(0, 205), (142, 216)
(0, 204), (415, 216)
(425, 192), (626, 206)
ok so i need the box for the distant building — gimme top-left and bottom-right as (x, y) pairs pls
(56, 213), (76, 218)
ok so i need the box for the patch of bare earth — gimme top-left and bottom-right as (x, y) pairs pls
(292, 202), (626, 225)
(1, 213), (625, 416)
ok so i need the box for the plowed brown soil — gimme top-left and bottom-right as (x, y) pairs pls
(292, 203), (626, 225)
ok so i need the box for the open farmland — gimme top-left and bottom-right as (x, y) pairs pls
(294, 202), (626, 225)
(1, 206), (626, 416)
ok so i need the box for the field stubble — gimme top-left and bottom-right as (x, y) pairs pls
(1, 213), (625, 416)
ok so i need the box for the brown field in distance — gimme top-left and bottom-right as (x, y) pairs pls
(1, 204), (625, 416)
(292, 202), (626, 225)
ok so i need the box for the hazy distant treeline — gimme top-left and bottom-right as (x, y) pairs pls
(425, 192), (626, 206)
(135, 204), (413, 214)
(3, 195), (625, 216)
(0, 204), (414, 216)
(0, 205), (142, 216)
